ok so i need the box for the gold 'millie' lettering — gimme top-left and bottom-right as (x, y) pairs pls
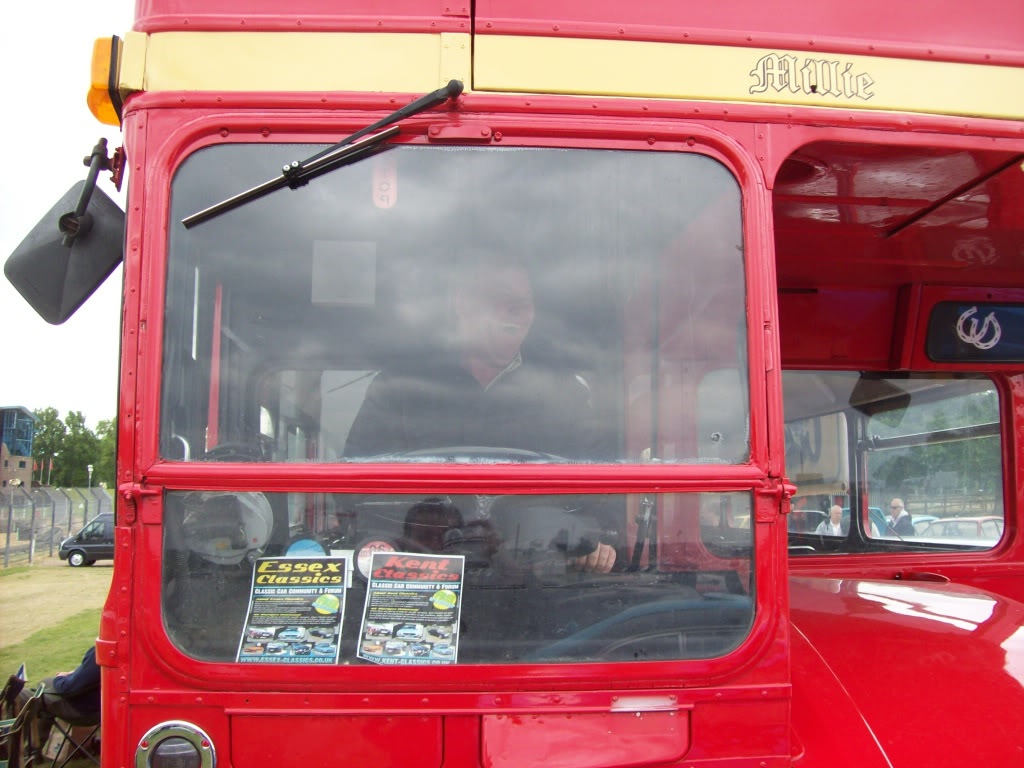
(749, 53), (875, 100)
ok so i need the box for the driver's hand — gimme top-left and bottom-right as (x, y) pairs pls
(570, 542), (616, 573)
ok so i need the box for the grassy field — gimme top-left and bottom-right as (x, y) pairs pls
(0, 561), (112, 684)
(0, 562), (111, 768)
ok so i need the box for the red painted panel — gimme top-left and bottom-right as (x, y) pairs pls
(683, 700), (791, 762)
(231, 715), (444, 767)
(133, 1), (1024, 62)
(790, 576), (1024, 768)
(133, 0), (466, 33)
(476, 0), (1024, 62)
(778, 289), (897, 367)
(481, 711), (689, 768)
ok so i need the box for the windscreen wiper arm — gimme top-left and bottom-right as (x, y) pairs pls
(181, 127), (399, 228)
(182, 79), (464, 229)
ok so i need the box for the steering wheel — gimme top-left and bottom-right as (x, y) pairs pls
(370, 445), (569, 464)
(200, 442), (267, 462)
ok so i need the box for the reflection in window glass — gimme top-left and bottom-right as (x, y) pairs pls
(162, 490), (755, 664)
(783, 373), (1003, 553)
(162, 145), (747, 464)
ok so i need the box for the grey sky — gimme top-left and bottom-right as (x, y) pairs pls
(0, 6), (134, 427)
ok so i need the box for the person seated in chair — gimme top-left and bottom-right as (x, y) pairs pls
(15, 645), (100, 746)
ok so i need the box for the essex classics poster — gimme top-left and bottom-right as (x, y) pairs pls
(236, 556), (347, 664)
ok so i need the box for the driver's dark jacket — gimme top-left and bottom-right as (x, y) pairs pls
(344, 354), (609, 460)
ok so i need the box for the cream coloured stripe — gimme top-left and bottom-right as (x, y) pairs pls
(118, 31), (471, 94)
(475, 35), (1024, 121)
(116, 30), (1023, 121)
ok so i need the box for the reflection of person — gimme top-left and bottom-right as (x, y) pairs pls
(887, 498), (914, 536)
(344, 253), (608, 461)
(16, 646), (100, 743)
(401, 497), (466, 553)
(814, 504), (846, 536)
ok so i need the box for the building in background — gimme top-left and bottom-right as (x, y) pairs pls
(1, 406), (35, 487)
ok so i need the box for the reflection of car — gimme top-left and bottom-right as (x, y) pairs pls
(384, 640), (406, 655)
(265, 642), (289, 655)
(410, 643), (431, 657)
(432, 644), (454, 657)
(313, 642), (337, 655)
(919, 516), (1003, 541)
(912, 515), (939, 534)
(365, 624), (391, 637)
(426, 625), (452, 640)
(361, 641), (384, 654)
(277, 626), (305, 641)
(394, 624), (423, 641)
(247, 628), (274, 640)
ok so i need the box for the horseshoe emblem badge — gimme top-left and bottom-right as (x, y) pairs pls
(955, 306), (1002, 351)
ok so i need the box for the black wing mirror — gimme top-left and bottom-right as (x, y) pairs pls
(4, 140), (124, 324)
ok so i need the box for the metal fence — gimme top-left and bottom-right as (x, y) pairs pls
(0, 486), (113, 567)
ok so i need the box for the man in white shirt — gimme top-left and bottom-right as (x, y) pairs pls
(814, 504), (846, 536)
(887, 498), (915, 536)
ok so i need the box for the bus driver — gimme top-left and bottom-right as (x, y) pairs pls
(344, 251), (609, 459)
(344, 251), (616, 573)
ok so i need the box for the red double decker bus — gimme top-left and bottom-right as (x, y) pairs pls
(6, 1), (1024, 766)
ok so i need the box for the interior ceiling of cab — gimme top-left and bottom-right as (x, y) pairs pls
(773, 142), (1024, 290)
(781, 371), (979, 423)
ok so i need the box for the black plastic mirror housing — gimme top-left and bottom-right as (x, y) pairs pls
(5, 181), (124, 324)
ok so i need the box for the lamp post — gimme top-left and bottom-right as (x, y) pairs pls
(84, 465), (94, 522)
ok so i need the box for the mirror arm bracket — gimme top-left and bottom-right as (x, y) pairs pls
(59, 138), (113, 247)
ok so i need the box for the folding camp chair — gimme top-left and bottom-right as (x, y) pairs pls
(0, 671), (26, 722)
(39, 709), (100, 768)
(0, 684), (45, 768)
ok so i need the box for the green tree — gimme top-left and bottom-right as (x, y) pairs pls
(32, 408), (116, 488)
(32, 408), (67, 485)
(94, 418), (118, 489)
(56, 411), (101, 487)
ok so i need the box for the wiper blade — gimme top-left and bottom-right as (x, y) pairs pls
(182, 79), (464, 229)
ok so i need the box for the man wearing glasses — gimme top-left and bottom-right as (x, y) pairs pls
(887, 498), (915, 537)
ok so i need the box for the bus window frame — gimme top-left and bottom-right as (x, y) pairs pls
(138, 109), (778, 478)
(784, 369), (1012, 566)
(125, 108), (788, 686)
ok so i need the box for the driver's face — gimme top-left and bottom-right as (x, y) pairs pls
(456, 266), (535, 368)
